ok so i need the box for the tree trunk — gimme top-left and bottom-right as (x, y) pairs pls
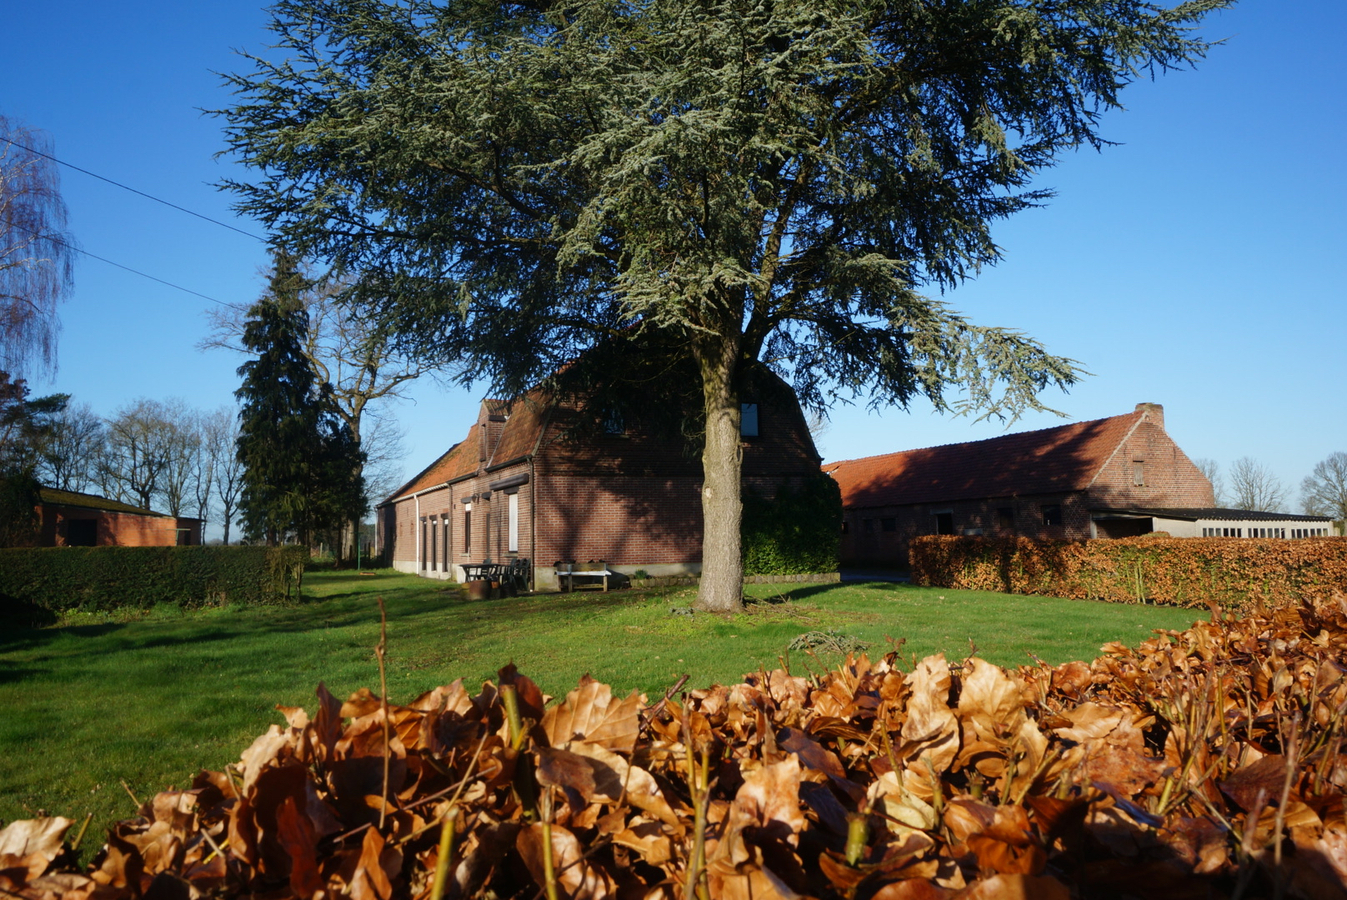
(695, 334), (744, 613)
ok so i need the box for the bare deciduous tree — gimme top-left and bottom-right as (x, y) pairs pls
(202, 407), (244, 544)
(1191, 457), (1225, 506)
(99, 399), (179, 511)
(1228, 456), (1288, 513)
(37, 400), (103, 492)
(156, 400), (201, 517)
(0, 117), (76, 380)
(1301, 452), (1347, 521)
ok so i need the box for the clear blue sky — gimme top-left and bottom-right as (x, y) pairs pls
(3, 0), (1344, 516)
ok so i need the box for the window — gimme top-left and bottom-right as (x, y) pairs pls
(442, 516), (450, 566)
(881, 517), (897, 532)
(1133, 460), (1145, 486)
(463, 504), (472, 555)
(740, 403), (759, 437)
(602, 409), (625, 435)
(420, 519), (428, 570)
(430, 519), (438, 570)
(840, 520), (849, 534)
(997, 507), (1015, 531)
(863, 518), (875, 533)
(508, 492), (519, 553)
(932, 512), (954, 535)
(1042, 505), (1062, 526)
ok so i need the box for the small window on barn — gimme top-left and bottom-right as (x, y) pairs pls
(740, 404), (759, 437)
(602, 408), (626, 435)
(997, 507), (1015, 531)
(1133, 460), (1145, 486)
(881, 517), (897, 532)
(863, 518), (875, 533)
(932, 512), (954, 535)
(1042, 505), (1062, 526)
(840, 520), (849, 534)
(464, 504), (472, 555)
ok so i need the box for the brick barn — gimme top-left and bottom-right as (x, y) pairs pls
(823, 403), (1222, 566)
(36, 487), (202, 547)
(377, 375), (824, 590)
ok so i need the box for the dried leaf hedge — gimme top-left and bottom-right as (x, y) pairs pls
(911, 535), (1347, 613)
(6, 595), (1347, 899)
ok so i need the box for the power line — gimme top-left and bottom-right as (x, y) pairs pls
(4, 218), (231, 306)
(0, 134), (267, 242)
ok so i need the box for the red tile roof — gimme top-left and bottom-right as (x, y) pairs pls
(823, 410), (1145, 508)
(384, 391), (555, 503)
(384, 427), (480, 501)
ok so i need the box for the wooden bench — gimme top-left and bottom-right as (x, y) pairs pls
(557, 560), (613, 592)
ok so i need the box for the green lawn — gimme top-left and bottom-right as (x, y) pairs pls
(0, 569), (1204, 839)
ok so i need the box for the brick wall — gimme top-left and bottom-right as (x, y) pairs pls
(841, 492), (1092, 566)
(381, 378), (822, 586)
(1084, 409), (1215, 508)
(38, 505), (197, 546)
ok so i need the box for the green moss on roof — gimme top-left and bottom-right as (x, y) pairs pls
(38, 487), (167, 517)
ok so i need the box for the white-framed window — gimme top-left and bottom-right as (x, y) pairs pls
(508, 492), (519, 553)
(463, 502), (472, 555)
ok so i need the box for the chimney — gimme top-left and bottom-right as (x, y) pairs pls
(1135, 402), (1164, 430)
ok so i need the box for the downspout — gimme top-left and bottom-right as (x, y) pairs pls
(408, 481), (452, 574)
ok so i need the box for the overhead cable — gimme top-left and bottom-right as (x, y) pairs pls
(0, 134), (266, 242)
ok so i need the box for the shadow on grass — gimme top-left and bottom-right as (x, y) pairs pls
(0, 583), (648, 672)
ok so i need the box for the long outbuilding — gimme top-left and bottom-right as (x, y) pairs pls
(823, 403), (1335, 566)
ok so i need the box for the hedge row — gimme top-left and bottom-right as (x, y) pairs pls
(910, 534), (1347, 612)
(741, 472), (842, 575)
(0, 546), (308, 619)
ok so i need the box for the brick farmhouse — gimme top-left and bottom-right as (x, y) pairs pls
(377, 375), (823, 590)
(35, 487), (202, 547)
(824, 403), (1334, 567)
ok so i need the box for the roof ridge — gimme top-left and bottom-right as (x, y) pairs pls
(824, 410), (1137, 468)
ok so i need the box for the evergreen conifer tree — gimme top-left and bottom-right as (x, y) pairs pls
(235, 250), (365, 548)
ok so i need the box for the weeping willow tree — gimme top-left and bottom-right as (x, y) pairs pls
(0, 116), (76, 381)
(222, 0), (1231, 611)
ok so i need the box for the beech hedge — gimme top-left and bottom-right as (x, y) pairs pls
(910, 534), (1347, 612)
(0, 545), (307, 618)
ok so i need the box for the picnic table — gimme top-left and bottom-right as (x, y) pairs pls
(462, 560), (531, 592)
(461, 562), (504, 582)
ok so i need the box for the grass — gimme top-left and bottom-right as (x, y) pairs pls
(0, 569), (1205, 839)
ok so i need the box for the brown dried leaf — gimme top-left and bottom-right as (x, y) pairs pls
(901, 654), (959, 774)
(276, 794), (322, 898)
(349, 826), (400, 900)
(542, 675), (643, 754)
(0, 818), (72, 880)
(536, 746), (599, 798)
(610, 817), (673, 866)
(516, 823), (616, 900)
(238, 725), (291, 795)
(952, 873), (1070, 899)
(1219, 754), (1289, 811)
